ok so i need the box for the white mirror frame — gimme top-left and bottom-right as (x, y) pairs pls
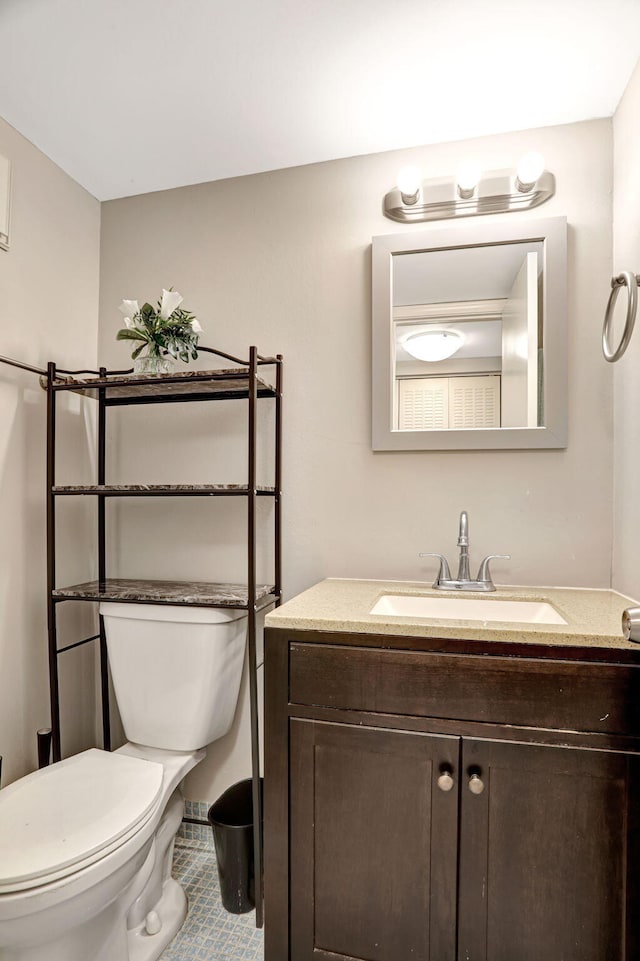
(371, 216), (567, 451)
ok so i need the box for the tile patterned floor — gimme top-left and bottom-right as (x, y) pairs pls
(160, 805), (263, 961)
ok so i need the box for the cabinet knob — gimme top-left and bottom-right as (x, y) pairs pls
(437, 766), (454, 792)
(468, 772), (485, 795)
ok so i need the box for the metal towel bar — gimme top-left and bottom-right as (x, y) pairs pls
(0, 353), (47, 376)
(602, 271), (640, 363)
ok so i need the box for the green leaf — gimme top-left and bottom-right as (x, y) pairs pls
(131, 343), (146, 360)
(141, 314), (157, 335)
(116, 328), (148, 343)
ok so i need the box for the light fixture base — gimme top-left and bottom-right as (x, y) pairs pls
(383, 169), (555, 224)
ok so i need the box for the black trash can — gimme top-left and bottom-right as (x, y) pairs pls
(208, 778), (262, 914)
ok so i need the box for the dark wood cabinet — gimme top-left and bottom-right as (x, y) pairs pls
(264, 628), (640, 961)
(457, 738), (640, 961)
(290, 720), (459, 961)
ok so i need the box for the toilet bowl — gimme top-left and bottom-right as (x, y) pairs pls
(0, 604), (247, 961)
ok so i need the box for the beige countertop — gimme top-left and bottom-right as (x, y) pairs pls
(265, 578), (640, 651)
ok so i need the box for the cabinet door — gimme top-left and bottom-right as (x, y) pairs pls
(458, 738), (640, 961)
(290, 719), (460, 961)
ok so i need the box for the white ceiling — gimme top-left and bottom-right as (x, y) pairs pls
(393, 242), (544, 306)
(1, 0), (639, 201)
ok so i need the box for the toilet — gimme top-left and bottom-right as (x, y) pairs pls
(0, 603), (248, 961)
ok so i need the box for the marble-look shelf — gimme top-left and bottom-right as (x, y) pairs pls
(53, 578), (278, 609)
(52, 484), (276, 496)
(46, 367), (276, 404)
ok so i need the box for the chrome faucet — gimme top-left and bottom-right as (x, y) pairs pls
(456, 510), (471, 582)
(420, 511), (510, 592)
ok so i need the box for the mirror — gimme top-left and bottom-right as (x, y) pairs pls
(372, 217), (567, 450)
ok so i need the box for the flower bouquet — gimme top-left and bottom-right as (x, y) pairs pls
(116, 289), (203, 374)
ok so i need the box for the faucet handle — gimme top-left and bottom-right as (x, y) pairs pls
(419, 552), (452, 584)
(476, 554), (511, 587)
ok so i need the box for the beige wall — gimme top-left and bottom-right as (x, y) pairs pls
(612, 60), (640, 599)
(98, 118), (614, 803)
(0, 117), (101, 785)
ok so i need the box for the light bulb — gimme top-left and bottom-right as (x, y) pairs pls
(516, 152), (545, 192)
(402, 329), (465, 362)
(396, 166), (422, 204)
(456, 160), (481, 198)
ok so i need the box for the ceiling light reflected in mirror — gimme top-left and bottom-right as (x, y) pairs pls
(401, 329), (466, 362)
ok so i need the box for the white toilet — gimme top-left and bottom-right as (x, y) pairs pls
(0, 603), (248, 961)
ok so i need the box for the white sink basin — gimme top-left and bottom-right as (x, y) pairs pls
(369, 594), (568, 625)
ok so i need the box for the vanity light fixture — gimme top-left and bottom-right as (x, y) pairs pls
(515, 151), (546, 193)
(456, 160), (482, 200)
(402, 329), (465, 362)
(396, 165), (422, 205)
(384, 154), (554, 223)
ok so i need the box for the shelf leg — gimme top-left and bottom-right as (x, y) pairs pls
(98, 377), (111, 750)
(46, 363), (62, 762)
(274, 354), (283, 608)
(247, 346), (264, 928)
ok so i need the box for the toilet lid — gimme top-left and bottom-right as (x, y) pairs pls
(0, 749), (164, 892)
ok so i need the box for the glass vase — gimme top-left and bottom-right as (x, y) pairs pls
(132, 351), (175, 376)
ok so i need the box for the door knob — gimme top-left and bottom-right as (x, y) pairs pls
(468, 771), (485, 795)
(437, 766), (454, 792)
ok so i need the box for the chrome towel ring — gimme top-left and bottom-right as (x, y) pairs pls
(602, 271), (640, 363)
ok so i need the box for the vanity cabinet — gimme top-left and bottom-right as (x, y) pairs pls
(290, 720), (459, 961)
(264, 628), (640, 961)
(457, 738), (638, 961)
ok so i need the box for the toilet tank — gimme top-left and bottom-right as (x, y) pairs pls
(100, 603), (247, 751)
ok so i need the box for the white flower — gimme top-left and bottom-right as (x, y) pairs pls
(159, 289), (184, 321)
(191, 318), (203, 333)
(118, 299), (139, 323)
(123, 316), (133, 329)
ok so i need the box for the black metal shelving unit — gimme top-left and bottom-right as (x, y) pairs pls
(44, 345), (282, 928)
